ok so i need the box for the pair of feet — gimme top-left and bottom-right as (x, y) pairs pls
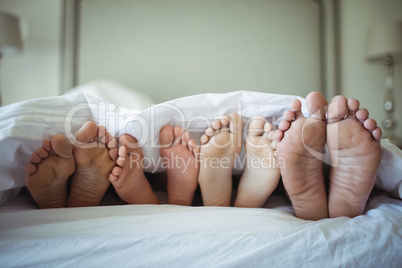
(25, 121), (159, 209)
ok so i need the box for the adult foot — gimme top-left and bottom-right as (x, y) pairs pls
(327, 96), (382, 218)
(25, 135), (75, 208)
(109, 134), (159, 204)
(234, 116), (280, 208)
(198, 113), (243, 206)
(276, 92), (328, 220)
(67, 121), (117, 207)
(159, 126), (199, 206)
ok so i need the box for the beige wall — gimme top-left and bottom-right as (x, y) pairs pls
(0, 0), (62, 105)
(78, 0), (321, 103)
(339, 0), (402, 138)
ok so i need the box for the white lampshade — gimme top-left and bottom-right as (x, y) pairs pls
(366, 21), (402, 63)
(0, 11), (23, 56)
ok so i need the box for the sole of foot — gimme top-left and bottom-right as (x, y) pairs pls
(25, 134), (75, 209)
(67, 121), (117, 207)
(235, 116), (280, 208)
(109, 134), (159, 204)
(276, 92), (329, 220)
(198, 112), (243, 206)
(159, 125), (199, 206)
(327, 96), (382, 218)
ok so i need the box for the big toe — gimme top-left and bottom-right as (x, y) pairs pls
(76, 121), (98, 143)
(51, 135), (73, 158)
(159, 125), (175, 147)
(119, 134), (139, 154)
(306, 91), (327, 120)
(327, 95), (348, 123)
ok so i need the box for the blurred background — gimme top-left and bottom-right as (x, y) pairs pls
(0, 0), (401, 139)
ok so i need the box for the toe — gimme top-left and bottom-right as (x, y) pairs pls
(107, 138), (118, 149)
(278, 119), (290, 132)
(116, 156), (126, 166)
(30, 153), (42, 164)
(220, 116), (230, 128)
(290, 99), (303, 118)
(36, 147), (49, 158)
(283, 110), (295, 122)
(306, 91), (327, 120)
(159, 125), (175, 147)
(109, 173), (118, 183)
(174, 126), (183, 139)
(112, 166), (123, 176)
(356, 108), (369, 122)
(327, 95), (348, 123)
(205, 127), (215, 137)
(276, 129), (284, 142)
(42, 139), (52, 151)
(76, 121), (98, 143)
(97, 125), (108, 141)
(229, 112), (243, 134)
(212, 119), (221, 130)
(363, 118), (377, 132)
(200, 134), (209, 145)
(120, 134), (139, 152)
(248, 116), (265, 136)
(109, 148), (118, 160)
(51, 135), (73, 159)
(372, 127), (382, 141)
(264, 122), (273, 133)
(24, 162), (37, 176)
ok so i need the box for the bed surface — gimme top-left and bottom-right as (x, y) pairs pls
(1, 190), (401, 267)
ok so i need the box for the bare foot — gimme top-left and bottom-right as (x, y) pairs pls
(198, 113), (243, 206)
(67, 121), (117, 207)
(234, 116), (280, 208)
(276, 92), (328, 220)
(159, 126), (199, 206)
(24, 135), (75, 208)
(327, 96), (382, 218)
(109, 134), (159, 204)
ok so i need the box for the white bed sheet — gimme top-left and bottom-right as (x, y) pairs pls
(0, 192), (401, 267)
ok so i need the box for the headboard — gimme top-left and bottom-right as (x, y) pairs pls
(61, 0), (338, 103)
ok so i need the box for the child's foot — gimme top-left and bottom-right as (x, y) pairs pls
(276, 92), (328, 220)
(24, 135), (75, 208)
(159, 126), (199, 206)
(327, 96), (382, 218)
(109, 134), (159, 204)
(67, 121), (117, 207)
(234, 116), (280, 208)
(198, 113), (243, 206)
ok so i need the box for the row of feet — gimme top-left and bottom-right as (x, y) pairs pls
(25, 92), (382, 220)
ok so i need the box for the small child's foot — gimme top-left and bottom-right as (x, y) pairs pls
(109, 134), (159, 204)
(67, 121), (117, 207)
(198, 113), (243, 206)
(327, 96), (382, 218)
(24, 135), (75, 208)
(234, 116), (280, 208)
(276, 92), (328, 220)
(159, 126), (199, 206)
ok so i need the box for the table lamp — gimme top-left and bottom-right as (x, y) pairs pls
(0, 11), (23, 106)
(366, 21), (402, 140)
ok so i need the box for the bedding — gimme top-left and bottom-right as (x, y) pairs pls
(0, 88), (401, 267)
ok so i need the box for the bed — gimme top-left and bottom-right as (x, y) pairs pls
(0, 84), (401, 267)
(1, 0), (402, 266)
